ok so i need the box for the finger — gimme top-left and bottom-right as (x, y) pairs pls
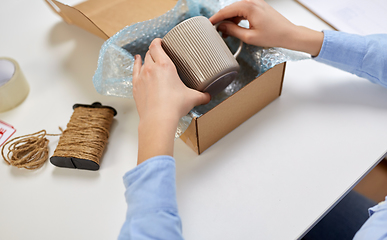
(144, 50), (155, 66)
(188, 90), (211, 108)
(132, 54), (142, 81)
(218, 22), (252, 44)
(148, 38), (170, 64)
(209, 1), (251, 24)
(230, 16), (246, 25)
(149, 38), (174, 66)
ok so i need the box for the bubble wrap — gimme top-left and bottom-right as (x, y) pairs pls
(93, 0), (309, 138)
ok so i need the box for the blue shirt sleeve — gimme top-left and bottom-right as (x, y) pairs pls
(314, 30), (387, 88)
(118, 156), (184, 240)
(353, 197), (387, 240)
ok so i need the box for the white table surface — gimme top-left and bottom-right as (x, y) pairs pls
(1, 0), (387, 239)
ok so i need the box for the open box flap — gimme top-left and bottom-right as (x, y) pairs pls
(45, 0), (178, 39)
(45, 0), (108, 38)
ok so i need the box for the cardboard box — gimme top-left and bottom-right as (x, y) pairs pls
(45, 0), (286, 154)
(45, 0), (179, 40)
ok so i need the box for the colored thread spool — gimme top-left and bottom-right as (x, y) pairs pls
(50, 102), (117, 171)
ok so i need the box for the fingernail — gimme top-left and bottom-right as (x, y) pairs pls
(218, 24), (227, 33)
(135, 54), (139, 60)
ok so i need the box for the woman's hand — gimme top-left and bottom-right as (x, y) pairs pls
(132, 38), (210, 164)
(209, 0), (324, 56)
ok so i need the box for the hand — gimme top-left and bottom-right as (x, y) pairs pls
(132, 38), (211, 164)
(209, 0), (324, 56)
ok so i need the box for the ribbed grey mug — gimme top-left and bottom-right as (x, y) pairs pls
(162, 16), (243, 96)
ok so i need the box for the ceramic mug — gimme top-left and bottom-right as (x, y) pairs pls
(162, 16), (243, 96)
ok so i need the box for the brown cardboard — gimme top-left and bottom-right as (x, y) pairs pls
(180, 62), (286, 154)
(46, 0), (286, 154)
(45, 0), (178, 39)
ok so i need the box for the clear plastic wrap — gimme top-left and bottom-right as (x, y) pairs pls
(93, 0), (309, 138)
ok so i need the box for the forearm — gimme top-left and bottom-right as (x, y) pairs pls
(137, 116), (179, 165)
(284, 26), (324, 57)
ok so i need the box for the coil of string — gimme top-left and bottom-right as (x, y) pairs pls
(1, 104), (115, 170)
(1, 130), (61, 170)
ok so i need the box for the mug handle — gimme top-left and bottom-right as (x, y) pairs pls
(214, 21), (243, 58)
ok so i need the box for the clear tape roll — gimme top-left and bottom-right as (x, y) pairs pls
(0, 57), (29, 113)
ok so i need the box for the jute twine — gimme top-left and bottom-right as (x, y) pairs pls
(1, 130), (62, 170)
(52, 107), (115, 165)
(1, 105), (115, 170)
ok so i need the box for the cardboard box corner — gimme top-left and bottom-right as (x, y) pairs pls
(180, 62), (286, 154)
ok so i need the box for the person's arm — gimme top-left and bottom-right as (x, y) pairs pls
(118, 156), (183, 240)
(353, 197), (387, 240)
(209, 0), (324, 56)
(314, 30), (387, 88)
(118, 38), (210, 239)
(209, 0), (387, 87)
(132, 39), (210, 165)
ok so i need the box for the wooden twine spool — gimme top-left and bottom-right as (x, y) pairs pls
(50, 102), (116, 171)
